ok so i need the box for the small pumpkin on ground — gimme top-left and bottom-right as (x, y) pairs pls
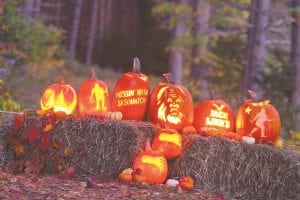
(179, 176), (194, 191)
(118, 168), (133, 182)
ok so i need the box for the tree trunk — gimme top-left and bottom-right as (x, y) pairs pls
(291, 0), (300, 131)
(85, 0), (100, 66)
(169, 0), (188, 84)
(190, 0), (210, 99)
(68, 0), (83, 60)
(242, 0), (270, 99)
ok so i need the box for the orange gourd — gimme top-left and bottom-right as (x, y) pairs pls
(111, 57), (150, 120)
(40, 78), (77, 115)
(78, 68), (111, 116)
(149, 73), (194, 131)
(179, 176), (194, 191)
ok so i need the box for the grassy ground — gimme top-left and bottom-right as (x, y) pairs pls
(7, 61), (161, 110)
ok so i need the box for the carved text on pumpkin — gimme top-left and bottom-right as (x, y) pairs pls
(205, 104), (231, 128)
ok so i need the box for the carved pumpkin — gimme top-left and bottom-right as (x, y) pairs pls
(151, 128), (182, 160)
(193, 92), (235, 136)
(236, 90), (281, 143)
(40, 78), (77, 115)
(149, 73), (194, 131)
(112, 57), (150, 120)
(78, 68), (110, 116)
(133, 140), (168, 184)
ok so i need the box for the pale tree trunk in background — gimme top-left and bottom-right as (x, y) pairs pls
(22, 0), (40, 20)
(85, 0), (100, 66)
(68, 0), (83, 60)
(22, 0), (35, 20)
(190, 0), (210, 99)
(98, 0), (107, 58)
(242, 0), (270, 99)
(291, 0), (300, 131)
(169, 0), (188, 84)
(104, 0), (112, 38)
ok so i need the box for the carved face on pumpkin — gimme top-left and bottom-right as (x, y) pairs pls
(157, 87), (184, 125)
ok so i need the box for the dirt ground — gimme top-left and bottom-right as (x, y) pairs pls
(0, 168), (225, 200)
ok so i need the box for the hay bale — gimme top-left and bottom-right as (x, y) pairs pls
(0, 116), (155, 178)
(169, 134), (300, 200)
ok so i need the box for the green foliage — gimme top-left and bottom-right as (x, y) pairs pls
(2, 0), (65, 63)
(263, 47), (294, 138)
(0, 0), (66, 110)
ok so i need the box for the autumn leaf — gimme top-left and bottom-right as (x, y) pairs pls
(25, 160), (42, 174)
(52, 137), (62, 150)
(25, 125), (39, 143)
(64, 146), (73, 157)
(14, 112), (26, 128)
(15, 144), (25, 156)
(41, 133), (50, 152)
(42, 123), (53, 132)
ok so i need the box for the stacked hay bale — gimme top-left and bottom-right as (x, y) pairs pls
(169, 134), (300, 200)
(0, 116), (155, 178)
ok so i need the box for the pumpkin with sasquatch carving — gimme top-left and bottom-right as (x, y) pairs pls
(148, 73), (194, 131)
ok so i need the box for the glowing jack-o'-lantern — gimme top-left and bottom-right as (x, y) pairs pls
(236, 90), (281, 143)
(193, 92), (235, 136)
(133, 140), (168, 184)
(78, 68), (111, 116)
(40, 79), (77, 114)
(151, 128), (182, 160)
(149, 73), (194, 131)
(112, 57), (150, 120)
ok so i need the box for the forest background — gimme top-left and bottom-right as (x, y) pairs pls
(0, 0), (300, 147)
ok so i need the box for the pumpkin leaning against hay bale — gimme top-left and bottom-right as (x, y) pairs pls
(133, 140), (168, 184)
(151, 128), (182, 160)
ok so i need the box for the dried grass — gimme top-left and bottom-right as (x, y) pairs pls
(0, 116), (155, 178)
(169, 134), (300, 200)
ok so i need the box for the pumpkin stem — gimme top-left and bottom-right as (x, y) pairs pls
(162, 73), (175, 84)
(133, 57), (141, 73)
(209, 91), (215, 100)
(90, 68), (97, 80)
(59, 77), (65, 84)
(248, 90), (258, 102)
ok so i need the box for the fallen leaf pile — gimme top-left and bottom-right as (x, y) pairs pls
(0, 168), (225, 200)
